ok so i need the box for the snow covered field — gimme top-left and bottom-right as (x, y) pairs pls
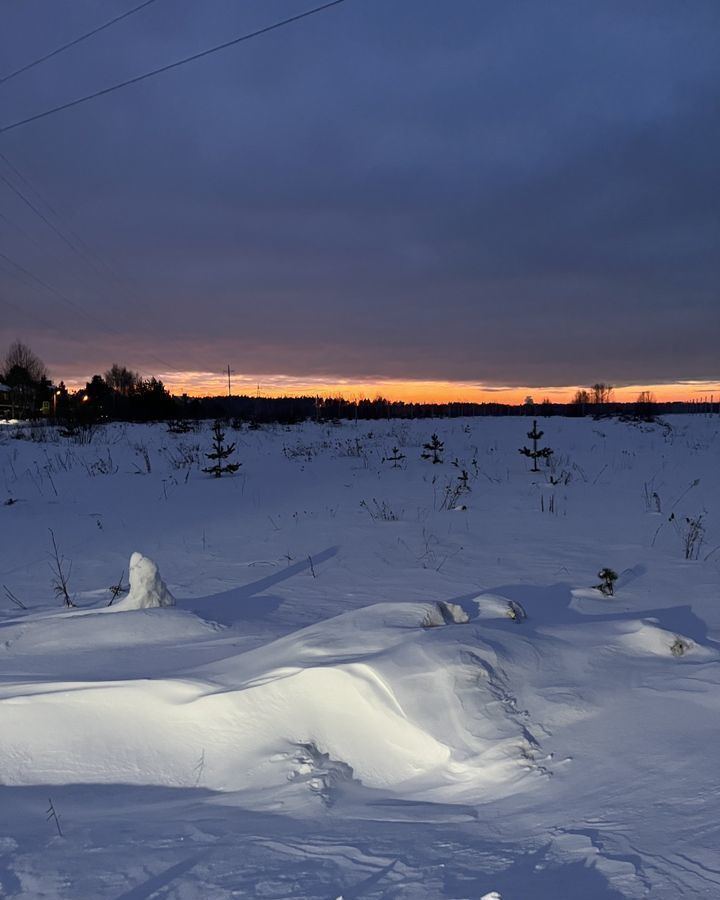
(1, 414), (719, 899)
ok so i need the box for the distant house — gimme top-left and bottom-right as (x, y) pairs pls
(0, 383), (12, 418)
(0, 380), (50, 419)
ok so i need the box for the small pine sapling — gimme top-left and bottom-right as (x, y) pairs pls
(203, 421), (241, 478)
(383, 446), (406, 468)
(595, 567), (618, 596)
(519, 420), (553, 472)
(421, 433), (444, 464)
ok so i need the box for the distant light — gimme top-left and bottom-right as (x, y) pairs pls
(82, 394), (89, 402)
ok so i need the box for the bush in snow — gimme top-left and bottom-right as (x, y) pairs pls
(594, 567), (618, 596)
(439, 470), (470, 510)
(167, 419), (194, 434)
(670, 636), (691, 657)
(360, 499), (400, 521)
(680, 514), (705, 560)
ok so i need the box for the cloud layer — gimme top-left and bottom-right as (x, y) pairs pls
(1, 0), (718, 388)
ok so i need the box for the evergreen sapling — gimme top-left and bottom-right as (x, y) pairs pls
(382, 446), (406, 468)
(421, 433), (444, 464)
(203, 421), (241, 478)
(519, 420), (553, 472)
(595, 567), (618, 596)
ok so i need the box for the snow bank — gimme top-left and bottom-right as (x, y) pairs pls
(0, 602), (535, 802)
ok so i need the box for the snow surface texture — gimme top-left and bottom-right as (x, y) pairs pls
(1, 415), (719, 898)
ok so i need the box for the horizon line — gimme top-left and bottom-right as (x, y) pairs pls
(56, 372), (720, 405)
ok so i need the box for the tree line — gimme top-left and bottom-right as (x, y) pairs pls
(0, 342), (173, 421)
(1, 341), (717, 424)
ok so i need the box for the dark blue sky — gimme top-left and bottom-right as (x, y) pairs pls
(1, 0), (718, 392)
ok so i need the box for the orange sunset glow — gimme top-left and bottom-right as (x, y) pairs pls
(61, 372), (720, 405)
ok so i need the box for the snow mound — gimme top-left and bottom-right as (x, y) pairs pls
(0, 607), (217, 656)
(0, 602), (540, 804)
(569, 587), (616, 613)
(472, 594), (519, 621)
(422, 601), (470, 626)
(113, 552), (175, 610)
(613, 619), (713, 659)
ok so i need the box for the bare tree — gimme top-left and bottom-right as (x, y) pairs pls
(590, 383), (613, 404)
(104, 364), (141, 396)
(49, 529), (75, 607)
(2, 340), (47, 384)
(2, 341), (48, 417)
(572, 389), (590, 406)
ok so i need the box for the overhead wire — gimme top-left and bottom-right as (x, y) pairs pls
(0, 167), (94, 264)
(0, 150), (207, 377)
(0, 0), (164, 87)
(0, 266), (59, 334)
(0, 243), (188, 380)
(0, 247), (106, 320)
(0, 149), (120, 280)
(0, 123), (186, 372)
(0, 0), (348, 135)
(0, 0), (350, 383)
(0, 153), (211, 378)
(0, 207), (71, 264)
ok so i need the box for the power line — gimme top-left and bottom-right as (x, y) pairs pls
(0, 208), (58, 258)
(0, 156), (125, 300)
(0, 0), (163, 87)
(0, 0), (348, 135)
(0, 153), (213, 376)
(0, 149), (119, 280)
(0, 150), (207, 377)
(0, 246), (187, 377)
(0, 167), (91, 263)
(0, 275), (59, 334)
(0, 207), (89, 284)
(0, 248), (102, 320)
(0, 145), (194, 372)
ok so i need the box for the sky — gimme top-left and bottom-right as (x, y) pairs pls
(0, 0), (718, 402)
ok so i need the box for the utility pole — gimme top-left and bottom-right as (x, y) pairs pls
(227, 365), (231, 398)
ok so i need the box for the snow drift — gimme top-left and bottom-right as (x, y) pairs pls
(0, 603), (539, 802)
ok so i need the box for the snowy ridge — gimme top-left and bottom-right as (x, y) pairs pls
(1, 602), (543, 802)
